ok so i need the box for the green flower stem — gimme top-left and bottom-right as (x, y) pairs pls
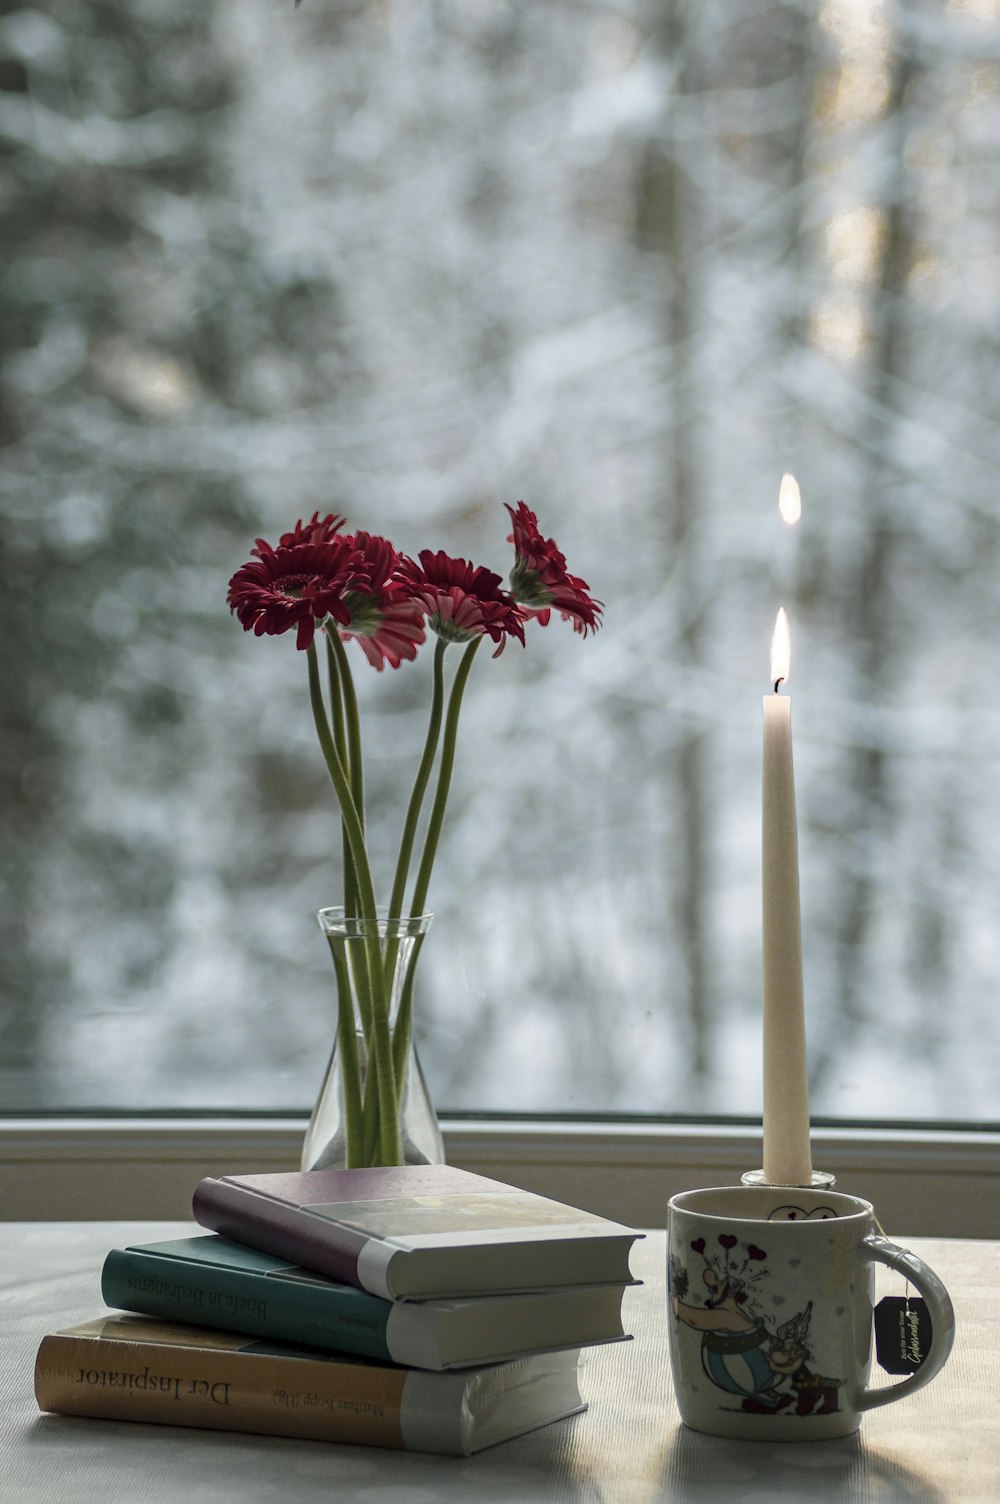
(324, 632), (375, 1051)
(327, 631), (400, 1165)
(306, 643), (376, 916)
(361, 1050), (391, 1164)
(328, 939), (364, 1165)
(411, 637), (480, 917)
(378, 638), (447, 1031)
(325, 633), (358, 921)
(391, 636), (481, 1089)
(345, 928), (374, 1071)
(326, 630), (365, 838)
(362, 975), (402, 1164)
(324, 631), (349, 773)
(307, 643), (399, 1159)
(390, 929), (426, 1089)
(388, 638), (447, 920)
(359, 1023), (402, 1165)
(310, 641), (376, 1033)
(360, 1066), (380, 1164)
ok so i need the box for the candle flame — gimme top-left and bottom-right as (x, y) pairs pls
(778, 473), (802, 526)
(770, 608), (791, 688)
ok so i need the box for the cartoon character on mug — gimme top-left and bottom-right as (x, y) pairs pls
(765, 1304), (843, 1416)
(671, 1258), (793, 1412)
(670, 1238), (844, 1415)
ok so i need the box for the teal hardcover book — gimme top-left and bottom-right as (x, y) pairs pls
(101, 1235), (631, 1371)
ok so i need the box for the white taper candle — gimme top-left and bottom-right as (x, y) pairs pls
(761, 609), (812, 1186)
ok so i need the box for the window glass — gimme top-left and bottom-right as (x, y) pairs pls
(2, 0), (998, 1122)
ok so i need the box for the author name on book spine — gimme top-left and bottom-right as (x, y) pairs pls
(127, 1274), (268, 1321)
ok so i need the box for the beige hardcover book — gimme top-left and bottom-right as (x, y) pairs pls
(35, 1314), (585, 1456)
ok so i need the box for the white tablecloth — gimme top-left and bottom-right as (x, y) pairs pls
(3, 1223), (998, 1502)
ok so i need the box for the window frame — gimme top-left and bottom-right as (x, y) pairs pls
(2, 1116), (996, 1238)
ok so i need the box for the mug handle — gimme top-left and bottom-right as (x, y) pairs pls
(857, 1236), (956, 1411)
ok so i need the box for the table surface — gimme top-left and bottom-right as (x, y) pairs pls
(3, 1223), (998, 1504)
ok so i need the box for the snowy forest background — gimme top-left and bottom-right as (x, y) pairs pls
(3, 0), (1000, 1122)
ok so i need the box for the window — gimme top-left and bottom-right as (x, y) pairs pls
(2, 1), (999, 1130)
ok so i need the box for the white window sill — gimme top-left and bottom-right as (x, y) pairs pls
(1, 1117), (996, 1237)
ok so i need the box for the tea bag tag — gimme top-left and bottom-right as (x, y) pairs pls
(874, 1295), (933, 1374)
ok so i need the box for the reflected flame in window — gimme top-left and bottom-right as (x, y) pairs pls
(778, 474), (801, 526)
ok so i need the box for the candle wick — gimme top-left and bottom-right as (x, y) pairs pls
(773, 677), (785, 694)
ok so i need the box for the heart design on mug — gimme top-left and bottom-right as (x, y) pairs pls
(734, 1291), (748, 1304)
(718, 1234), (738, 1250)
(772, 1295), (786, 1306)
(747, 1244), (767, 1261)
(690, 1238), (705, 1254)
(770, 1204), (840, 1223)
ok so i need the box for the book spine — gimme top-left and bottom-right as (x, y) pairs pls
(192, 1178), (370, 1289)
(34, 1333), (467, 1454)
(101, 1250), (397, 1365)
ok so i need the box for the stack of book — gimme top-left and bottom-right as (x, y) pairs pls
(34, 1164), (642, 1455)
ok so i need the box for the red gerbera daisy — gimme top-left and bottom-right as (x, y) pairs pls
(505, 501), (603, 636)
(400, 549), (526, 655)
(337, 532), (426, 672)
(227, 532), (368, 652)
(274, 512), (347, 549)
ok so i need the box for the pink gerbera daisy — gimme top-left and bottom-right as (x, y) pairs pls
(400, 549), (526, 655)
(505, 501), (603, 636)
(227, 532), (368, 652)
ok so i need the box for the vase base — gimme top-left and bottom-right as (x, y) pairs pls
(301, 1134), (445, 1173)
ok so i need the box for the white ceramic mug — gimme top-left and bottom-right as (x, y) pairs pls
(667, 1185), (955, 1441)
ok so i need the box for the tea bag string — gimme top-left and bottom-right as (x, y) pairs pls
(873, 1210), (915, 1303)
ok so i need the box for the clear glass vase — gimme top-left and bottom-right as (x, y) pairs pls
(301, 908), (445, 1170)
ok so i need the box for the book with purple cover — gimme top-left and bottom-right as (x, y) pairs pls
(192, 1164), (641, 1301)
